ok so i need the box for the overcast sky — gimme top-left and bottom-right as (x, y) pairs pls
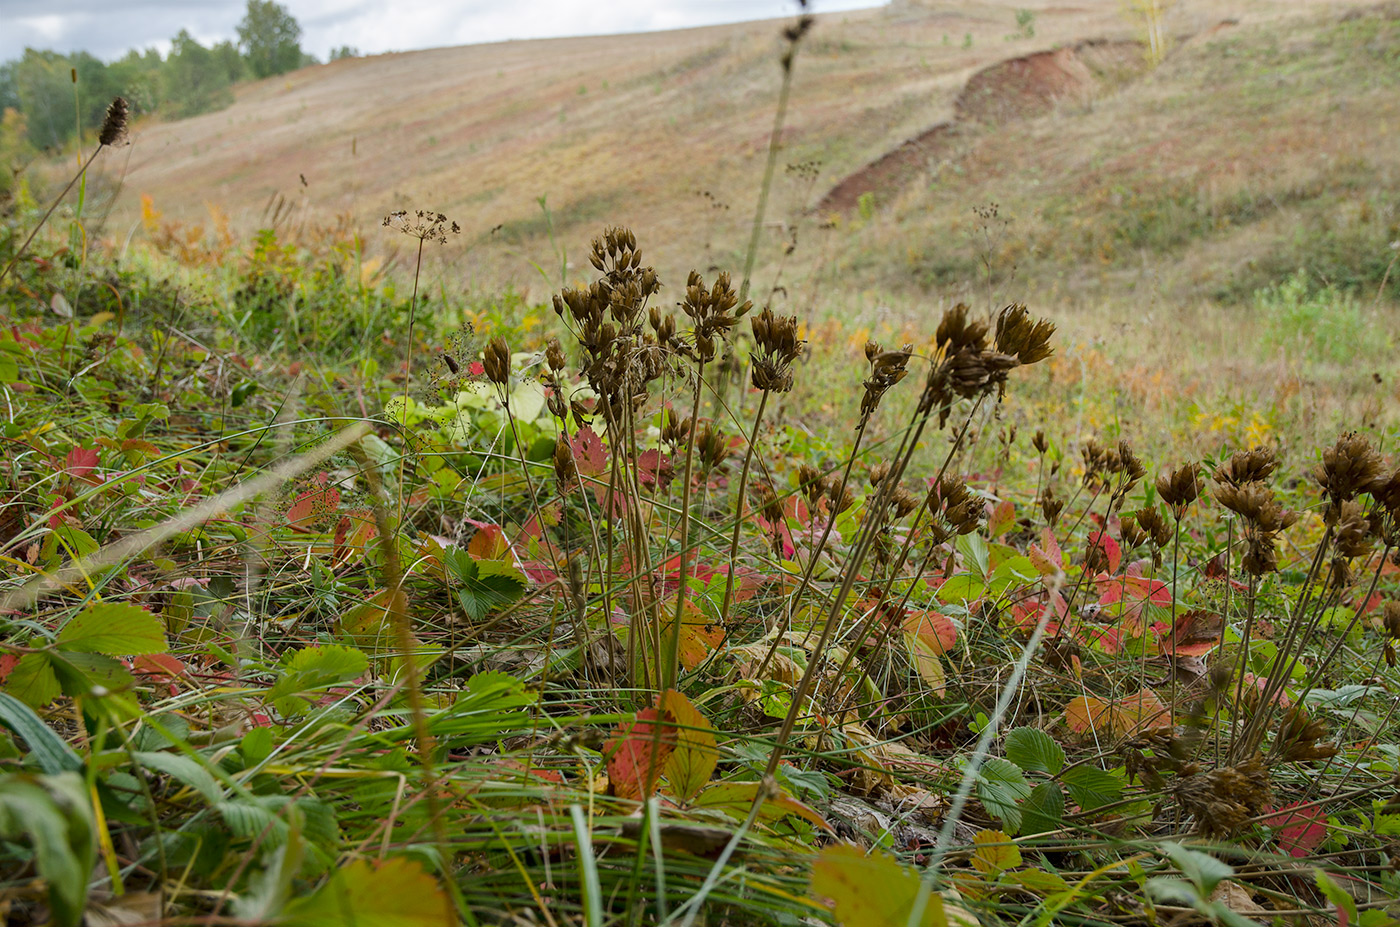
(0, 0), (888, 64)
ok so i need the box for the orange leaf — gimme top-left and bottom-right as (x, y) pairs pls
(604, 705), (678, 800)
(660, 689), (718, 803)
(467, 523), (511, 561)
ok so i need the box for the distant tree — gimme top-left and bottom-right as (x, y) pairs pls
(11, 50), (74, 151)
(211, 40), (247, 85)
(329, 46), (360, 61)
(163, 30), (233, 118)
(108, 48), (164, 116)
(237, 0), (304, 79)
(71, 51), (122, 135)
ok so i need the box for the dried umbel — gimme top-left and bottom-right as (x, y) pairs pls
(1157, 463), (1203, 517)
(799, 464), (825, 507)
(935, 303), (989, 353)
(99, 96), (130, 147)
(1315, 432), (1384, 523)
(483, 337), (511, 386)
(868, 461), (891, 486)
(994, 303), (1056, 365)
(1040, 485), (1064, 527)
(890, 486), (920, 520)
(928, 477), (982, 536)
(1173, 756), (1272, 835)
(383, 209), (460, 243)
(680, 270), (751, 362)
(750, 307), (804, 392)
(1032, 429), (1049, 455)
(1214, 446), (1279, 488)
(860, 341), (912, 418)
(661, 409), (691, 448)
(1384, 601), (1400, 641)
(1132, 505), (1173, 550)
(1276, 708), (1337, 763)
(1216, 481), (1298, 576)
(553, 434), (578, 489)
(696, 423), (729, 471)
(545, 337), (566, 372)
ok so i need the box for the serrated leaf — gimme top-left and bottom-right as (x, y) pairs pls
(281, 857), (450, 926)
(57, 602), (168, 655)
(1061, 765), (1122, 812)
(268, 644), (368, 716)
(448, 552), (528, 621)
(1020, 781), (1066, 837)
(1012, 867), (1071, 896)
(970, 829), (1021, 876)
(1159, 842), (1233, 895)
(4, 653), (61, 708)
(976, 757), (1032, 835)
(604, 705), (677, 801)
(1004, 727), (1064, 775)
(660, 689), (718, 803)
(810, 843), (945, 927)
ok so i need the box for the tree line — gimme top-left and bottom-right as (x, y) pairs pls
(0, 0), (358, 185)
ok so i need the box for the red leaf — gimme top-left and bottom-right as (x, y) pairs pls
(287, 487), (341, 528)
(636, 449), (674, 490)
(1157, 610), (1223, 657)
(1086, 529), (1121, 574)
(604, 705), (678, 800)
(570, 426), (608, 478)
(987, 499), (1015, 540)
(467, 523), (512, 561)
(1264, 802), (1327, 858)
(1029, 527), (1064, 577)
(904, 609), (958, 655)
(132, 653), (186, 680)
(65, 446), (101, 482)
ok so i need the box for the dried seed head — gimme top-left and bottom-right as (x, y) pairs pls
(1118, 440), (1147, 489)
(1214, 446), (1279, 488)
(1316, 431), (1384, 522)
(1040, 485), (1064, 527)
(891, 486), (919, 520)
(1278, 708), (1337, 763)
(1333, 500), (1373, 560)
(750, 307), (804, 392)
(1384, 601), (1400, 641)
(1032, 429), (1049, 455)
(545, 337), (566, 372)
(553, 434), (577, 488)
(1157, 463), (1204, 515)
(935, 303), (989, 353)
(99, 96), (129, 147)
(860, 343), (913, 418)
(994, 303), (1055, 365)
(1132, 505), (1173, 549)
(868, 461), (891, 486)
(1174, 756), (1272, 836)
(382, 209), (460, 244)
(483, 337), (511, 386)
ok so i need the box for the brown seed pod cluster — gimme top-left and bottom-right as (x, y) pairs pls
(1213, 447), (1296, 577)
(1156, 463), (1203, 518)
(1173, 756), (1272, 836)
(679, 270), (751, 363)
(860, 340), (913, 419)
(926, 476), (982, 542)
(482, 337), (511, 387)
(1315, 431), (1384, 525)
(750, 308), (804, 393)
(99, 96), (130, 147)
(1276, 708), (1337, 763)
(382, 209), (460, 243)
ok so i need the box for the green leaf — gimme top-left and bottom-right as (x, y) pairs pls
(449, 552), (528, 622)
(1004, 727), (1064, 775)
(268, 644), (369, 716)
(0, 692), (81, 773)
(0, 772), (96, 927)
(133, 751), (222, 803)
(1060, 765), (1123, 812)
(241, 727), (274, 767)
(976, 757), (1032, 835)
(49, 652), (134, 697)
(810, 843), (945, 927)
(1159, 842), (1234, 895)
(1315, 869), (1358, 923)
(970, 829), (1021, 876)
(281, 857), (451, 926)
(660, 690), (718, 804)
(57, 601), (168, 655)
(936, 573), (986, 606)
(3, 653), (61, 708)
(1020, 781), (1065, 837)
